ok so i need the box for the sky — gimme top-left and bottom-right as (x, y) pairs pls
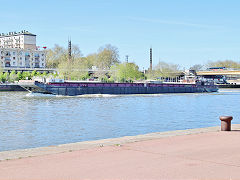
(1, 0), (240, 70)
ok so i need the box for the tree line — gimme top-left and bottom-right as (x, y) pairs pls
(45, 44), (184, 82)
(1, 44), (240, 83)
(46, 44), (240, 82)
(0, 70), (55, 83)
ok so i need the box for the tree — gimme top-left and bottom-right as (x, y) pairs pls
(190, 64), (204, 71)
(0, 65), (3, 74)
(91, 44), (120, 80)
(31, 70), (37, 77)
(110, 62), (143, 82)
(42, 71), (47, 77)
(57, 55), (89, 80)
(9, 70), (17, 82)
(0, 72), (8, 83)
(84, 53), (97, 69)
(46, 44), (67, 68)
(97, 44), (120, 69)
(206, 60), (240, 69)
(48, 43), (120, 81)
(145, 61), (181, 80)
(36, 71), (41, 76)
(21, 71), (31, 80)
(46, 44), (83, 69)
(71, 44), (83, 60)
(17, 72), (22, 80)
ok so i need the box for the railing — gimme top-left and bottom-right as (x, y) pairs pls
(3, 67), (57, 72)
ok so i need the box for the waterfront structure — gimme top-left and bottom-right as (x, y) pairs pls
(0, 30), (46, 68)
(197, 68), (240, 85)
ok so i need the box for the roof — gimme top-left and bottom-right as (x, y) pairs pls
(0, 30), (36, 37)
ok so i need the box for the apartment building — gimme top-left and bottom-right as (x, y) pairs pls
(0, 30), (46, 68)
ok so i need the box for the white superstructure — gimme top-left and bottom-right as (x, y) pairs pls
(0, 30), (46, 68)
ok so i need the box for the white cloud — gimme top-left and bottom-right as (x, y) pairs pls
(128, 17), (222, 29)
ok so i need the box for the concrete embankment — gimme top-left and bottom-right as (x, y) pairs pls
(0, 84), (26, 91)
(1, 125), (240, 179)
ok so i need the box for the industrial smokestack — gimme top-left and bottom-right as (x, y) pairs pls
(68, 38), (72, 62)
(150, 47), (152, 71)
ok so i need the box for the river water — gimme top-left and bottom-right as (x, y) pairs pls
(0, 90), (239, 152)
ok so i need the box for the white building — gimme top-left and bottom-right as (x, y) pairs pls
(0, 30), (46, 68)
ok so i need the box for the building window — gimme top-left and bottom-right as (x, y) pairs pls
(13, 57), (15, 60)
(35, 53), (40, 57)
(13, 52), (15, 55)
(5, 51), (11, 56)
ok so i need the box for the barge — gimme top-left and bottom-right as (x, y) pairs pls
(19, 79), (218, 96)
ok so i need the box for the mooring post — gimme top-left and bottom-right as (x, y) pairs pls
(219, 116), (233, 131)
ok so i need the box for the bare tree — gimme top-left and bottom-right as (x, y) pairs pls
(206, 60), (240, 69)
(190, 64), (204, 71)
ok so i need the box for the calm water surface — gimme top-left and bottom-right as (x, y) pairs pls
(0, 89), (239, 151)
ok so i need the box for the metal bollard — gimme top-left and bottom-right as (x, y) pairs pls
(219, 116), (233, 131)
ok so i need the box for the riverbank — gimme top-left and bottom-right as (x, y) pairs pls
(0, 84), (25, 91)
(1, 124), (240, 179)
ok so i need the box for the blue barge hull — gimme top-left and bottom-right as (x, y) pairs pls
(32, 81), (218, 96)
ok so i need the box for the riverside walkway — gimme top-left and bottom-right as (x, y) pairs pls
(0, 125), (240, 179)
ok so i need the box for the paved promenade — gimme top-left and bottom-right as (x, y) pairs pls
(0, 125), (240, 179)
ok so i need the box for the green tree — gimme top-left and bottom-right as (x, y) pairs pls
(84, 54), (97, 69)
(0, 66), (3, 74)
(22, 71), (31, 80)
(110, 62), (143, 82)
(0, 73), (5, 83)
(31, 70), (37, 77)
(42, 71), (47, 77)
(71, 59), (89, 80)
(49, 43), (120, 80)
(92, 44), (120, 80)
(58, 57), (89, 80)
(17, 72), (22, 80)
(36, 71), (41, 76)
(97, 44), (120, 69)
(2, 73), (8, 83)
(9, 70), (17, 82)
